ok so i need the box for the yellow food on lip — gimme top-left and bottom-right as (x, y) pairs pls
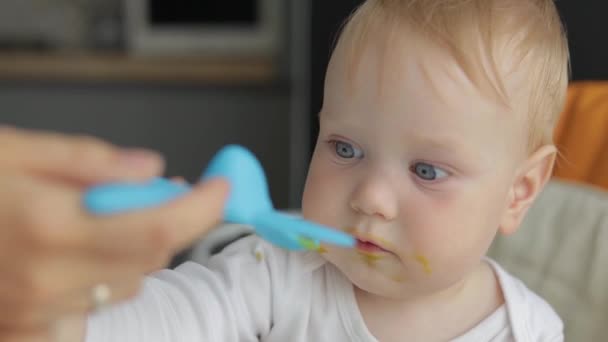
(345, 226), (430, 275)
(357, 250), (385, 259)
(357, 250), (384, 266)
(373, 236), (395, 250)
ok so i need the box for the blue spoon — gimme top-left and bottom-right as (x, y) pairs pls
(83, 145), (355, 251)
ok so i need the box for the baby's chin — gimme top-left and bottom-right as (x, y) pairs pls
(322, 249), (412, 299)
(350, 273), (413, 300)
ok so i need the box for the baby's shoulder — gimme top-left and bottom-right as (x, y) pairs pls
(487, 259), (564, 341)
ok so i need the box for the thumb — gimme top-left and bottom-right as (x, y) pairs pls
(159, 177), (231, 252)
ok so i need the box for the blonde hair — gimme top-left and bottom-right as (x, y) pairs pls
(336, 0), (570, 151)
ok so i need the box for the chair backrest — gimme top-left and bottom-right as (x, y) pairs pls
(488, 180), (608, 341)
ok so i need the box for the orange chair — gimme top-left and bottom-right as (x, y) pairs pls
(553, 81), (608, 190)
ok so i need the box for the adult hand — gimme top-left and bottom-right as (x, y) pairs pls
(0, 127), (229, 340)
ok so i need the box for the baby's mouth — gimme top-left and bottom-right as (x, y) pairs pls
(344, 227), (393, 255)
(355, 237), (390, 254)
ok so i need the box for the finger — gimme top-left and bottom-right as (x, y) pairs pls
(0, 276), (142, 330)
(90, 177), (230, 256)
(0, 327), (52, 342)
(0, 174), (168, 308)
(0, 175), (226, 329)
(0, 127), (164, 185)
(0, 174), (223, 269)
(0, 174), (95, 254)
(63, 276), (143, 314)
(0, 172), (170, 256)
(0, 249), (162, 311)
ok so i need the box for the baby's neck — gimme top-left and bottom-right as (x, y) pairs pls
(355, 260), (504, 342)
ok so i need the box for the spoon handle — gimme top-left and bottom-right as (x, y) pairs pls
(84, 179), (355, 250)
(84, 177), (189, 214)
(252, 211), (355, 248)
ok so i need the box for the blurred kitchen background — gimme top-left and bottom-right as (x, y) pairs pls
(0, 0), (308, 211)
(0, 1), (606, 280)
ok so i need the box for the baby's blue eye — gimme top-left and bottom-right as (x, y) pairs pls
(333, 141), (363, 159)
(412, 162), (448, 181)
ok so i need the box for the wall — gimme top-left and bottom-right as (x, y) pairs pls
(555, 2), (608, 80)
(0, 81), (293, 208)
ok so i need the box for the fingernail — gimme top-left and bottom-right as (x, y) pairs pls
(119, 149), (162, 169)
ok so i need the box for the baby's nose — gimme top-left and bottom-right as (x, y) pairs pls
(349, 172), (398, 221)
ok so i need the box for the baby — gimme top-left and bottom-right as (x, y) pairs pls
(84, 0), (570, 341)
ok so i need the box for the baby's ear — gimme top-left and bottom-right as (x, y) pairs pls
(499, 145), (556, 235)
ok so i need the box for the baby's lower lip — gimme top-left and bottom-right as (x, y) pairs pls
(355, 239), (388, 253)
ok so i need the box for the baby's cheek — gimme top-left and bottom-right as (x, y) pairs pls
(301, 190), (332, 222)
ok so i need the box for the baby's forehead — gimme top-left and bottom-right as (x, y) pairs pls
(332, 29), (516, 112)
(340, 19), (528, 104)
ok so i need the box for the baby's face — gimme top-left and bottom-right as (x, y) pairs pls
(302, 34), (528, 299)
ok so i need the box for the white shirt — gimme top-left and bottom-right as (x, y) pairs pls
(86, 236), (563, 342)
